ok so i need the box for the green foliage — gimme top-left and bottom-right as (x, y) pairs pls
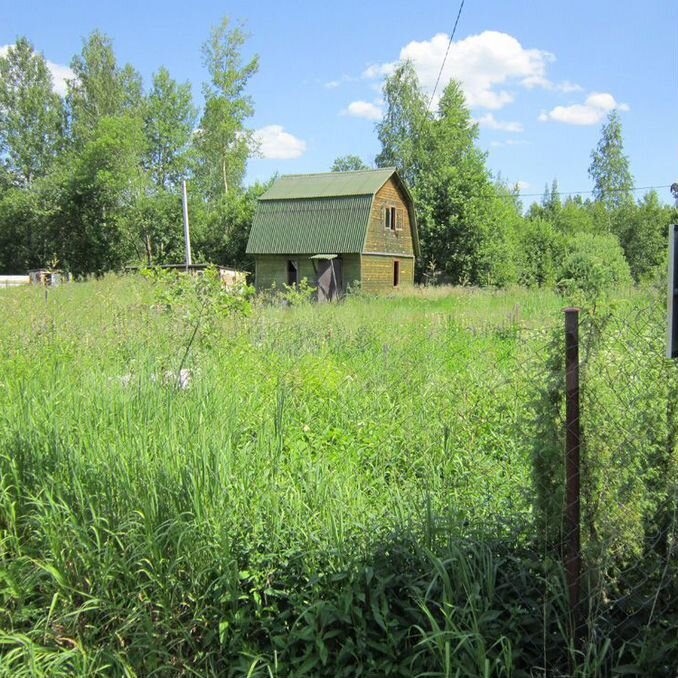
(330, 155), (369, 172)
(130, 190), (184, 265)
(143, 265), (254, 323)
(51, 115), (146, 275)
(376, 67), (521, 286)
(614, 191), (672, 281)
(0, 278), (557, 676)
(0, 37), (64, 186)
(280, 277), (316, 305)
(375, 61), (430, 190)
(0, 279), (677, 676)
(0, 20), (264, 277)
(557, 232), (632, 299)
(588, 110), (634, 210)
(0, 185), (50, 272)
(195, 17), (259, 198)
(516, 218), (565, 288)
(143, 67), (197, 190)
(67, 31), (143, 146)
(192, 180), (270, 270)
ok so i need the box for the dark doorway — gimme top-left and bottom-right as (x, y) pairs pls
(393, 260), (400, 287)
(316, 258), (342, 302)
(287, 260), (298, 286)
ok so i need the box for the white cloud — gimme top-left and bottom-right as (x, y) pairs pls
(476, 113), (524, 133)
(47, 61), (73, 97)
(517, 180), (530, 191)
(343, 100), (383, 121)
(254, 125), (307, 160)
(363, 31), (554, 110)
(539, 92), (629, 125)
(0, 44), (73, 96)
(555, 81), (583, 94)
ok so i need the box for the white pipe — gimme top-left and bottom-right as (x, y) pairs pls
(182, 180), (192, 269)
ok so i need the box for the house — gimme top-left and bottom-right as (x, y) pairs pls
(246, 167), (419, 299)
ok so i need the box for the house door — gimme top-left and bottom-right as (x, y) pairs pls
(316, 258), (342, 302)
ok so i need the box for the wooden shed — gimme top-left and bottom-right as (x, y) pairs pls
(246, 167), (418, 298)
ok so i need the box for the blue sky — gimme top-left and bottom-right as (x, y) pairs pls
(1, 0), (676, 205)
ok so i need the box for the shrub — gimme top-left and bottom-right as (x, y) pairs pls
(517, 218), (565, 288)
(556, 232), (632, 299)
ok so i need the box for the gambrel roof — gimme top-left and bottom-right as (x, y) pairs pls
(246, 168), (419, 256)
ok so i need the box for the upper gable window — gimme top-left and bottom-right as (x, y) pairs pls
(384, 206), (397, 232)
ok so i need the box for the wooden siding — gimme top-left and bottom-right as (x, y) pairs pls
(363, 177), (415, 257)
(255, 254), (361, 292)
(360, 254), (414, 293)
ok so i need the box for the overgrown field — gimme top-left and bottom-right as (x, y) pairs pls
(1, 277), (676, 677)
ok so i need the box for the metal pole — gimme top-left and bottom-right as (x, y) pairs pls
(564, 307), (582, 643)
(182, 180), (192, 270)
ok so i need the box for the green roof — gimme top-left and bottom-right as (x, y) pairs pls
(247, 195), (372, 254)
(246, 167), (419, 256)
(259, 167), (397, 200)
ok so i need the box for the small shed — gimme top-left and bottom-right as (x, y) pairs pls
(246, 167), (419, 298)
(28, 269), (72, 286)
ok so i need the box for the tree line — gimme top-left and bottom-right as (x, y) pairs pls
(1, 26), (675, 290)
(363, 61), (676, 293)
(0, 19), (267, 276)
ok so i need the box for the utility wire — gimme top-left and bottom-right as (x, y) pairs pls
(428, 0), (466, 111)
(515, 184), (672, 199)
(399, 0), (671, 205)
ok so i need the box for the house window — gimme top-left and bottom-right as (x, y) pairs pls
(287, 259), (298, 286)
(393, 260), (400, 287)
(384, 206), (397, 231)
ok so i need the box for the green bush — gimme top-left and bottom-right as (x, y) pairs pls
(557, 232), (632, 299)
(517, 218), (565, 288)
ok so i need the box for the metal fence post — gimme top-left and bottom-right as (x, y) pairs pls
(564, 307), (582, 644)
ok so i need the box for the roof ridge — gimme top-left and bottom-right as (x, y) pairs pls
(278, 167), (396, 179)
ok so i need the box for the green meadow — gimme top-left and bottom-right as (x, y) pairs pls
(0, 276), (675, 677)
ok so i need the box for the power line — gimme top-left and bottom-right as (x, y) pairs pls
(516, 184), (672, 199)
(428, 0), (466, 111)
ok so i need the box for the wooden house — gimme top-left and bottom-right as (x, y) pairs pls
(246, 167), (418, 299)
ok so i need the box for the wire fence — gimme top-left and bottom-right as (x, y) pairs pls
(382, 290), (678, 677)
(3, 283), (678, 677)
(557, 297), (678, 677)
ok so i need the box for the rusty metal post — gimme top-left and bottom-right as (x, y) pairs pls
(564, 307), (582, 642)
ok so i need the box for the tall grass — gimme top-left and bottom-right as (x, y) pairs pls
(0, 277), (672, 676)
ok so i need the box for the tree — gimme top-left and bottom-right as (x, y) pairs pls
(129, 190), (184, 266)
(553, 197), (595, 235)
(375, 61), (431, 189)
(0, 185), (49, 272)
(0, 37), (64, 186)
(588, 110), (634, 210)
(515, 217), (564, 287)
(51, 115), (146, 274)
(616, 191), (670, 281)
(143, 67), (197, 190)
(67, 31), (143, 145)
(193, 180), (270, 270)
(377, 70), (515, 285)
(330, 155), (369, 172)
(195, 17), (259, 198)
